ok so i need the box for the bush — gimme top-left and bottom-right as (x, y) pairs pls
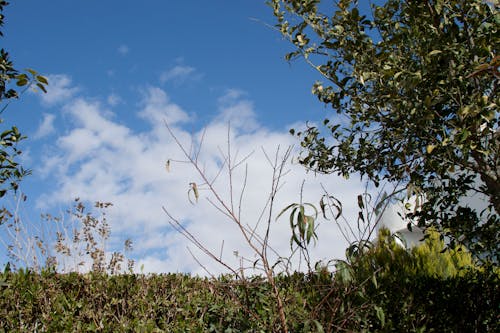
(333, 229), (499, 332)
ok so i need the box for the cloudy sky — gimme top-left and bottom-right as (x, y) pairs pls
(0, 1), (373, 275)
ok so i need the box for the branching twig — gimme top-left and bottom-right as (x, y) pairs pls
(163, 121), (291, 332)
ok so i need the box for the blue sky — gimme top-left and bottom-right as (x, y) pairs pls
(1, 1), (374, 274)
(5, 1), (324, 128)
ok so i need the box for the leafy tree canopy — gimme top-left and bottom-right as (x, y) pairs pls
(270, 0), (499, 263)
(0, 1), (47, 221)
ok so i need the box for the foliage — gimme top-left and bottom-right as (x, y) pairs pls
(0, 270), (311, 332)
(411, 227), (475, 278)
(0, 1), (47, 222)
(1, 217), (496, 332)
(0, 1), (496, 332)
(49, 199), (134, 274)
(277, 201), (319, 248)
(0, 264), (497, 332)
(332, 228), (498, 332)
(342, 228), (477, 281)
(269, 0), (499, 262)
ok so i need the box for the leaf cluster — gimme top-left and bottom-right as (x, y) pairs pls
(277, 202), (319, 248)
(332, 228), (499, 332)
(270, 0), (499, 262)
(0, 1), (48, 223)
(0, 270), (320, 332)
(0, 256), (497, 332)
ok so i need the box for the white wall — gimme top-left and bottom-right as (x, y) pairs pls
(376, 177), (490, 249)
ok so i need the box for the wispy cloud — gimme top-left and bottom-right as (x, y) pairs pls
(37, 86), (364, 275)
(33, 113), (56, 139)
(39, 74), (79, 106)
(117, 44), (129, 56)
(139, 87), (191, 125)
(107, 93), (122, 106)
(159, 65), (202, 84)
(214, 89), (258, 132)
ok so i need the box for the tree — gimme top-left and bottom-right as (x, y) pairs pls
(337, 228), (476, 287)
(411, 227), (475, 278)
(269, 0), (499, 263)
(0, 1), (47, 222)
(333, 228), (497, 332)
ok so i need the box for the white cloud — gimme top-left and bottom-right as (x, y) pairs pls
(37, 86), (366, 275)
(107, 93), (122, 106)
(33, 113), (56, 139)
(217, 89), (245, 104)
(39, 74), (79, 105)
(160, 65), (202, 84)
(214, 89), (258, 132)
(117, 44), (129, 55)
(139, 87), (190, 126)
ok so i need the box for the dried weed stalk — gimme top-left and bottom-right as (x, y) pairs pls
(1, 196), (133, 274)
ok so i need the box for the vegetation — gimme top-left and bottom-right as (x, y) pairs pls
(333, 228), (499, 332)
(0, 1), (47, 222)
(0, 1), (498, 332)
(2, 198), (134, 274)
(269, 0), (499, 263)
(1, 228), (498, 332)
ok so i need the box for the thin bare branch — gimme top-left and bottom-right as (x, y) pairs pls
(187, 246), (216, 279)
(163, 206), (240, 278)
(163, 121), (291, 331)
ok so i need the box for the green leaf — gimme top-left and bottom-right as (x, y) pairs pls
(270, 0), (500, 262)
(428, 50), (442, 56)
(357, 195), (364, 210)
(290, 206), (298, 229)
(334, 25), (344, 34)
(394, 71), (404, 79)
(276, 203), (298, 221)
(36, 75), (48, 85)
(375, 305), (385, 326)
(16, 78), (28, 86)
(372, 274), (378, 289)
(306, 215), (315, 243)
(188, 182), (199, 204)
(319, 197), (327, 219)
(36, 83), (47, 93)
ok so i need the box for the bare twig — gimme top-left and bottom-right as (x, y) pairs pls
(163, 122), (291, 332)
